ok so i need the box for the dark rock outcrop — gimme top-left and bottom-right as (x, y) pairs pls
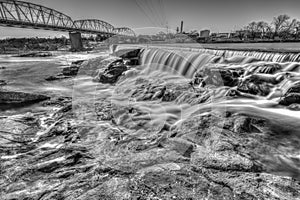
(61, 60), (85, 76)
(113, 48), (142, 66)
(45, 60), (86, 81)
(71, 60), (86, 66)
(279, 93), (300, 106)
(238, 81), (271, 96)
(0, 91), (49, 105)
(192, 67), (242, 88)
(45, 74), (72, 81)
(94, 60), (128, 84)
(62, 65), (80, 76)
(279, 81), (300, 106)
(284, 81), (300, 96)
(0, 80), (7, 86)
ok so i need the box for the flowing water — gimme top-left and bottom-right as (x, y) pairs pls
(139, 44), (300, 62)
(1, 46), (300, 198)
(135, 47), (300, 133)
(0, 51), (107, 115)
(2, 47), (300, 142)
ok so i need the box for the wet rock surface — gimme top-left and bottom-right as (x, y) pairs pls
(94, 59), (128, 84)
(1, 50), (300, 200)
(16, 51), (52, 57)
(0, 80), (7, 86)
(115, 48), (142, 66)
(62, 60), (86, 76)
(0, 90), (49, 105)
(45, 74), (72, 81)
(46, 60), (86, 81)
(1, 97), (300, 199)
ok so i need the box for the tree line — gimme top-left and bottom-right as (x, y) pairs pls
(242, 14), (300, 40)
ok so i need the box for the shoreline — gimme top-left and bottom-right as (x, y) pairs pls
(2, 42), (300, 55)
(203, 46), (300, 54)
(137, 43), (300, 54)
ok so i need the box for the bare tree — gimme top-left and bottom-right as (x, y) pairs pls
(257, 21), (269, 38)
(274, 16), (300, 39)
(295, 21), (300, 39)
(272, 14), (290, 37)
(236, 29), (246, 40)
(242, 14), (300, 40)
(283, 19), (300, 34)
(246, 21), (259, 39)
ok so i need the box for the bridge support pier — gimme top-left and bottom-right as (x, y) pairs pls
(69, 32), (83, 51)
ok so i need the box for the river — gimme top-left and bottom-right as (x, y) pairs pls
(0, 45), (300, 199)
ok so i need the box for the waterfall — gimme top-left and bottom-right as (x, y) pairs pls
(140, 48), (219, 78)
(138, 47), (300, 79)
(139, 46), (300, 63)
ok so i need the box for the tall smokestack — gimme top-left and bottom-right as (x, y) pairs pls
(180, 21), (183, 33)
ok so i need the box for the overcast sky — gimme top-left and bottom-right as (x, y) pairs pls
(1, 0), (300, 37)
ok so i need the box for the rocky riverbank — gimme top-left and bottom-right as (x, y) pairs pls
(0, 48), (300, 200)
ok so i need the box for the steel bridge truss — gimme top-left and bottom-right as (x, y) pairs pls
(0, 0), (74, 31)
(73, 19), (115, 35)
(0, 0), (136, 37)
(114, 27), (136, 37)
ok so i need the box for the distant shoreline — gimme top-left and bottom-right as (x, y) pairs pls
(203, 46), (300, 54)
(202, 40), (300, 44)
(144, 42), (300, 54)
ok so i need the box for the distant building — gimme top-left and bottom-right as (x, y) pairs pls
(180, 21), (184, 33)
(229, 30), (247, 40)
(216, 33), (230, 38)
(200, 30), (210, 38)
(196, 29), (210, 43)
(210, 32), (230, 41)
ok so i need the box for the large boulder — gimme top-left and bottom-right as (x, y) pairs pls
(94, 60), (128, 84)
(113, 48), (142, 59)
(279, 93), (300, 106)
(62, 65), (80, 76)
(192, 67), (242, 88)
(112, 47), (142, 65)
(283, 81), (300, 96)
(61, 60), (86, 76)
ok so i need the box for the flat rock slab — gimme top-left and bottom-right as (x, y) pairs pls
(0, 91), (50, 105)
